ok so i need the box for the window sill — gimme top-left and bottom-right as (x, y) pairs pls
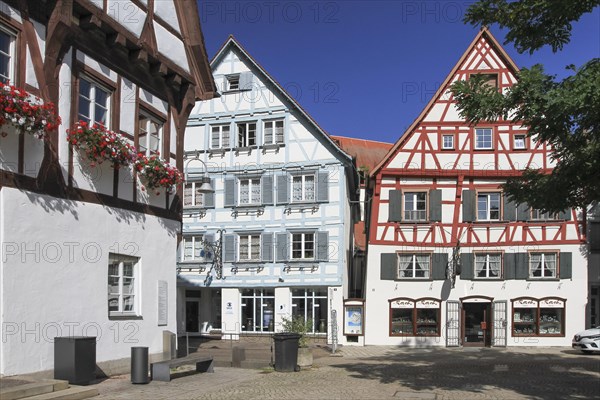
(394, 277), (432, 281)
(109, 313), (143, 320)
(208, 148), (228, 157)
(235, 146), (258, 155)
(473, 278), (504, 281)
(526, 278), (560, 281)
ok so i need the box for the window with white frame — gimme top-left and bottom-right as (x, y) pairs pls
(182, 235), (208, 262)
(404, 192), (427, 221)
(514, 134), (526, 149)
(531, 209), (559, 221)
(530, 253), (557, 278)
(239, 233), (261, 261)
(239, 177), (261, 205)
(78, 76), (111, 126)
(0, 26), (16, 84)
(226, 74), (240, 91)
(477, 192), (501, 220)
(291, 232), (315, 260)
(397, 254), (430, 279)
(475, 253), (502, 278)
(108, 254), (140, 316)
(183, 182), (205, 207)
(241, 289), (274, 332)
(442, 134), (454, 150)
(475, 128), (493, 149)
(292, 174), (315, 202)
(138, 111), (163, 157)
(237, 122), (256, 147)
(264, 119), (284, 145)
(211, 124), (230, 149)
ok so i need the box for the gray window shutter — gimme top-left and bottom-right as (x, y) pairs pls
(460, 253), (474, 280)
(316, 171), (329, 203)
(316, 231), (329, 261)
(223, 234), (237, 263)
(275, 233), (288, 262)
(262, 175), (274, 205)
(431, 253), (448, 280)
(203, 179), (215, 208)
(504, 253), (515, 279)
(504, 198), (516, 221)
(380, 253), (398, 280)
(516, 203), (529, 221)
(590, 222), (600, 252)
(558, 209), (571, 220)
(388, 190), (402, 222)
(261, 232), (273, 262)
(559, 252), (572, 279)
(462, 190), (476, 222)
(239, 71), (253, 91)
(515, 253), (529, 279)
(277, 173), (289, 205)
(224, 177), (237, 207)
(429, 189), (442, 222)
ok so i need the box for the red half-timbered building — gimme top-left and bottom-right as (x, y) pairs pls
(0, 0), (215, 375)
(365, 28), (586, 347)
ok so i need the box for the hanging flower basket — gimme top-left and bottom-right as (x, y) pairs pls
(135, 154), (183, 194)
(0, 83), (61, 139)
(67, 121), (137, 169)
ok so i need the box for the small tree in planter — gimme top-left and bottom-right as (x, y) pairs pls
(281, 315), (313, 369)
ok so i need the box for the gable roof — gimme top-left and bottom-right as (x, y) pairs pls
(370, 27), (520, 177)
(210, 35), (354, 165)
(330, 136), (393, 173)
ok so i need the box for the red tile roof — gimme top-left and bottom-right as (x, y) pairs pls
(330, 136), (393, 173)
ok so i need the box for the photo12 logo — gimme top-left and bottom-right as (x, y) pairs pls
(200, 1), (340, 24)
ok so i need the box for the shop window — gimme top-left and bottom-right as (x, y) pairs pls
(291, 288), (328, 333)
(389, 298), (440, 336)
(240, 289), (274, 332)
(512, 297), (565, 336)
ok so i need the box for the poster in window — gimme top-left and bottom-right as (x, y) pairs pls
(344, 305), (363, 335)
(158, 280), (168, 326)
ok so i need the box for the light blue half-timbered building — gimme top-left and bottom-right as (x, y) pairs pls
(178, 36), (359, 345)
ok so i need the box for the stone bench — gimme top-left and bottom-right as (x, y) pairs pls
(151, 355), (214, 382)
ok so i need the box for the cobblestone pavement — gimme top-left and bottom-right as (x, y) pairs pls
(93, 347), (600, 400)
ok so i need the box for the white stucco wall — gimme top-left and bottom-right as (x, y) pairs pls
(0, 188), (178, 376)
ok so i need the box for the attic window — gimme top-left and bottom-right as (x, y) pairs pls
(226, 74), (240, 91)
(473, 73), (498, 88)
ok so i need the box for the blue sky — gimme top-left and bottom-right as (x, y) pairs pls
(198, 1), (600, 144)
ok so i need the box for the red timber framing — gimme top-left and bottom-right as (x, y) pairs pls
(369, 28), (584, 249)
(0, 0), (216, 221)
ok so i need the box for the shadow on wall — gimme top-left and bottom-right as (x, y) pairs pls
(25, 190), (79, 220)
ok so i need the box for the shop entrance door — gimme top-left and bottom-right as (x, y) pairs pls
(186, 301), (199, 332)
(462, 302), (491, 347)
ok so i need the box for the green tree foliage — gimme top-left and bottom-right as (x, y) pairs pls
(281, 315), (313, 348)
(451, 0), (600, 212)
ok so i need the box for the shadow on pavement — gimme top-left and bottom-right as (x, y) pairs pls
(330, 348), (600, 399)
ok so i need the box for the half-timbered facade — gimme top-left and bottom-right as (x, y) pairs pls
(0, 0), (215, 375)
(366, 29), (586, 347)
(178, 36), (358, 345)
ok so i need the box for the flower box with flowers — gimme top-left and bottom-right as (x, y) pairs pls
(135, 154), (183, 195)
(0, 83), (60, 139)
(67, 121), (137, 169)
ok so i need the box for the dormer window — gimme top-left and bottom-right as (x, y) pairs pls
(226, 74), (240, 91)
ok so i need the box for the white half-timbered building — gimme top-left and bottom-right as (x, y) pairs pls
(0, 0), (215, 375)
(366, 29), (587, 347)
(179, 36), (359, 345)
